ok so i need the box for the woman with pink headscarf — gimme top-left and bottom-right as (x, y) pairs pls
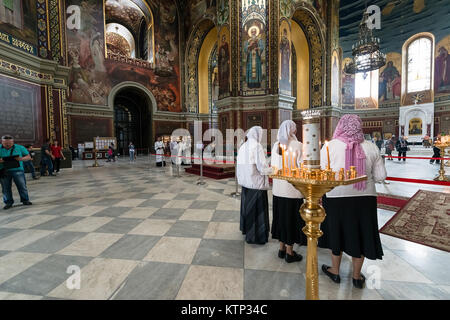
(318, 114), (386, 289)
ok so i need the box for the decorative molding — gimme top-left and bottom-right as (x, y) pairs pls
(47, 86), (56, 141)
(0, 42), (70, 87)
(292, 8), (325, 108)
(49, 0), (61, 62)
(61, 89), (69, 148)
(185, 19), (216, 113)
(37, 0), (50, 59)
(106, 52), (154, 69)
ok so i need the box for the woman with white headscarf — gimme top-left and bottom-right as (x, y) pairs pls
(318, 114), (386, 289)
(236, 126), (272, 244)
(271, 120), (306, 263)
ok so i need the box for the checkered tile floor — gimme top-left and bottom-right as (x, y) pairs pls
(0, 157), (448, 300)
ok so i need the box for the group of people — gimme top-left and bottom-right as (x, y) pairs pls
(373, 135), (409, 162)
(237, 115), (387, 289)
(0, 135), (66, 210)
(154, 136), (192, 167)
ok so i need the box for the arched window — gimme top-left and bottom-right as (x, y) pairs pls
(106, 23), (136, 58)
(406, 37), (432, 93)
(354, 54), (379, 109)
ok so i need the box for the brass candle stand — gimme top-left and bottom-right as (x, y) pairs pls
(434, 142), (450, 181)
(270, 166), (367, 300)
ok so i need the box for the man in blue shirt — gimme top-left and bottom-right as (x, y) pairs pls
(0, 135), (32, 210)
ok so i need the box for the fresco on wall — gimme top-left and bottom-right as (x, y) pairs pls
(0, 0), (37, 53)
(341, 57), (355, 107)
(66, 0), (110, 105)
(218, 26), (230, 98)
(241, 19), (266, 95)
(297, 0), (326, 21)
(217, 0), (229, 26)
(185, 0), (217, 38)
(379, 52), (401, 102)
(435, 35), (450, 94)
(279, 20), (292, 96)
(0, 0), (37, 44)
(331, 50), (340, 107)
(66, 0), (181, 112)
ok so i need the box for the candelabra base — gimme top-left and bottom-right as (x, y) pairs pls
(270, 173), (367, 300)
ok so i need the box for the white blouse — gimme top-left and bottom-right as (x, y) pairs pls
(320, 139), (387, 198)
(271, 139), (304, 199)
(236, 140), (272, 190)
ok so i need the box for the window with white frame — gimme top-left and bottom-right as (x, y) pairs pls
(406, 37), (432, 93)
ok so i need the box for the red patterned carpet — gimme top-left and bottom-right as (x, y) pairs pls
(377, 193), (409, 211)
(380, 190), (450, 252)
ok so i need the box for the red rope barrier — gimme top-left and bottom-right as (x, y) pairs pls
(385, 177), (450, 186)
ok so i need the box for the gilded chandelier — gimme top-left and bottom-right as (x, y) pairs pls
(345, 10), (386, 75)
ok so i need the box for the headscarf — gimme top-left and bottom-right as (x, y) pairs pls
(277, 120), (297, 146)
(333, 114), (366, 190)
(246, 126), (263, 143)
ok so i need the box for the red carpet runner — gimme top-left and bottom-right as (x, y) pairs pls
(380, 190), (450, 252)
(377, 193), (410, 211)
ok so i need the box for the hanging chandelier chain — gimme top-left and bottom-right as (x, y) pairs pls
(345, 7), (386, 75)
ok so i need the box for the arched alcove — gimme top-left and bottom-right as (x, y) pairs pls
(108, 82), (157, 153)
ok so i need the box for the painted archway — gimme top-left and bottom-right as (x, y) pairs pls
(291, 7), (326, 108)
(185, 19), (216, 113)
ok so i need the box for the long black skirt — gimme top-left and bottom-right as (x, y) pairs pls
(318, 195), (383, 260)
(271, 196), (307, 246)
(240, 186), (269, 244)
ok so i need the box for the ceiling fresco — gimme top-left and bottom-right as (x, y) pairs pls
(340, 0), (450, 57)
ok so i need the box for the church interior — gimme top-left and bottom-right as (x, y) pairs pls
(0, 0), (449, 301)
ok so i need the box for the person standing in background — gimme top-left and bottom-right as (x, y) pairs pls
(106, 143), (116, 162)
(23, 145), (39, 180)
(128, 142), (136, 162)
(396, 136), (408, 162)
(430, 133), (442, 164)
(50, 140), (66, 174)
(40, 138), (55, 176)
(0, 135), (33, 210)
(154, 137), (166, 167)
(375, 136), (383, 151)
(385, 137), (395, 160)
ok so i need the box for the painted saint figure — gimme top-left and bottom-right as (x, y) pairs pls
(279, 28), (291, 92)
(218, 34), (230, 96)
(244, 26), (264, 89)
(435, 47), (450, 92)
(379, 61), (401, 101)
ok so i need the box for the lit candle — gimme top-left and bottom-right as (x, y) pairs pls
(325, 140), (330, 170)
(292, 151), (297, 170)
(289, 147), (294, 174)
(286, 150), (290, 176)
(281, 144), (286, 176)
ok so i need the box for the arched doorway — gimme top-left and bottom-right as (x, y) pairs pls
(113, 87), (151, 156)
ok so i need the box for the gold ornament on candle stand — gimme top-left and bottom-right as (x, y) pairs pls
(270, 110), (367, 300)
(433, 137), (450, 181)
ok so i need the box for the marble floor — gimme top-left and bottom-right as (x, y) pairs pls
(0, 156), (448, 300)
